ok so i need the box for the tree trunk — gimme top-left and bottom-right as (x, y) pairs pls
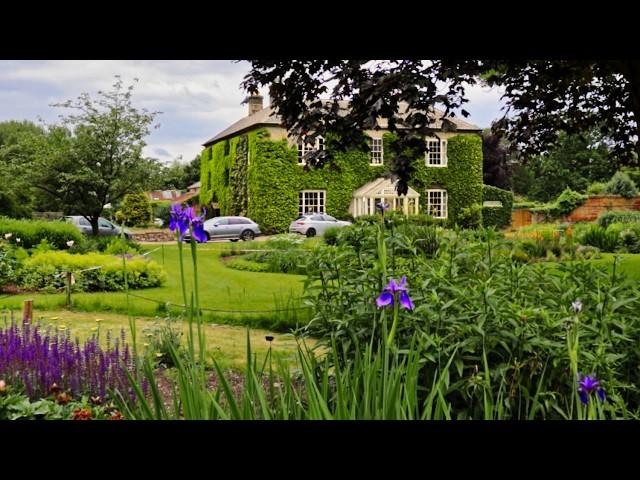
(90, 217), (100, 236)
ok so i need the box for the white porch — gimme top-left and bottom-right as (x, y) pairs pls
(349, 177), (421, 217)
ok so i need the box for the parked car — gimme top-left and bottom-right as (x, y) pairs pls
(289, 214), (351, 237)
(185, 216), (261, 242)
(153, 217), (164, 227)
(64, 216), (130, 239)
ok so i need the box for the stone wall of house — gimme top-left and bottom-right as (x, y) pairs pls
(130, 231), (175, 242)
(566, 196), (640, 222)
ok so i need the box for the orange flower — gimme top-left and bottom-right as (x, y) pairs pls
(71, 408), (93, 420)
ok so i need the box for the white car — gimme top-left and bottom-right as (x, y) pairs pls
(289, 214), (351, 237)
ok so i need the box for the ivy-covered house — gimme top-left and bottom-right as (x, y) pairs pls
(199, 93), (484, 233)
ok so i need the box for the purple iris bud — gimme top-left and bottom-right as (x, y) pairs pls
(376, 276), (414, 310)
(577, 373), (606, 405)
(572, 300), (582, 314)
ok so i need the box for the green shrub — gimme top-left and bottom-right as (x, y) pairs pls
(574, 245), (601, 260)
(481, 185), (513, 229)
(597, 210), (640, 229)
(605, 171), (639, 198)
(586, 182), (606, 195)
(263, 233), (305, 250)
(323, 227), (341, 246)
(579, 225), (619, 252)
(116, 193), (153, 227)
(103, 237), (143, 255)
(412, 225), (440, 257)
(456, 204), (483, 229)
(151, 200), (172, 227)
(225, 257), (272, 273)
(0, 243), (19, 286)
(555, 187), (587, 215)
(0, 218), (84, 250)
(19, 251), (166, 292)
(619, 226), (640, 253)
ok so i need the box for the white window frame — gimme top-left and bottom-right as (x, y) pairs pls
(297, 136), (324, 165)
(425, 138), (448, 167)
(299, 190), (326, 215)
(426, 189), (448, 219)
(370, 137), (384, 166)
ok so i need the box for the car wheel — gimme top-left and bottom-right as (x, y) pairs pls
(306, 228), (316, 238)
(230, 239), (239, 242)
(241, 230), (255, 241)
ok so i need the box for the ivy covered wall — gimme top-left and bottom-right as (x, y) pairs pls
(385, 133), (483, 222)
(200, 129), (483, 233)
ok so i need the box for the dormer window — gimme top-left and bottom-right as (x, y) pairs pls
(425, 138), (448, 167)
(297, 136), (324, 165)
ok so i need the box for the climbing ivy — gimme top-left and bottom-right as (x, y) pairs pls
(386, 132), (483, 222)
(231, 135), (249, 216)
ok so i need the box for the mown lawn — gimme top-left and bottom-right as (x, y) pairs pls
(593, 253), (640, 280)
(0, 309), (305, 370)
(0, 243), (308, 330)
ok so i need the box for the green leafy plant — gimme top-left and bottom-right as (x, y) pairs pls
(115, 192), (154, 227)
(605, 171), (638, 198)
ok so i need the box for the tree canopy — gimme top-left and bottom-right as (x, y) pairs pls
(26, 77), (161, 234)
(242, 60), (640, 194)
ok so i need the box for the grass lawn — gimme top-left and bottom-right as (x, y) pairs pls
(593, 253), (640, 281)
(0, 309), (306, 370)
(0, 243), (309, 330)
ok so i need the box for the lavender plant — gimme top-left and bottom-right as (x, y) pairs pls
(0, 320), (143, 402)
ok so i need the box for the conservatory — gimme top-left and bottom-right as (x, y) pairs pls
(349, 177), (421, 217)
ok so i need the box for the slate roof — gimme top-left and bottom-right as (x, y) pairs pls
(202, 101), (481, 146)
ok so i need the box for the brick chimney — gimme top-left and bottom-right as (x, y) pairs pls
(246, 89), (263, 116)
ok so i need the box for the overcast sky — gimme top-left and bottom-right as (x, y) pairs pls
(0, 60), (506, 163)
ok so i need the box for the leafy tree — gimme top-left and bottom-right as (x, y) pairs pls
(183, 155), (201, 187)
(26, 77), (161, 235)
(115, 192), (153, 226)
(0, 120), (45, 218)
(242, 60), (640, 194)
(512, 131), (617, 201)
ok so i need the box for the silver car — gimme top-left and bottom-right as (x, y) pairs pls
(198, 216), (261, 242)
(64, 216), (130, 238)
(289, 214), (351, 237)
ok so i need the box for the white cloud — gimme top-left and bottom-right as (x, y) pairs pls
(0, 60), (505, 162)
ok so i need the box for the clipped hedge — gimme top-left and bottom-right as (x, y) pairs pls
(20, 251), (167, 292)
(482, 185), (513, 229)
(0, 218), (83, 249)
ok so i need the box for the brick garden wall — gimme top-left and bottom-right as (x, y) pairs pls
(566, 196), (640, 222)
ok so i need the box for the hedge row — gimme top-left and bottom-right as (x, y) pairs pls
(482, 185), (513, 229)
(20, 251), (167, 292)
(0, 217), (83, 249)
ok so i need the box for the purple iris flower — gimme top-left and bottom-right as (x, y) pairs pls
(376, 202), (390, 213)
(376, 276), (415, 310)
(187, 207), (208, 243)
(577, 373), (606, 405)
(169, 204), (207, 242)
